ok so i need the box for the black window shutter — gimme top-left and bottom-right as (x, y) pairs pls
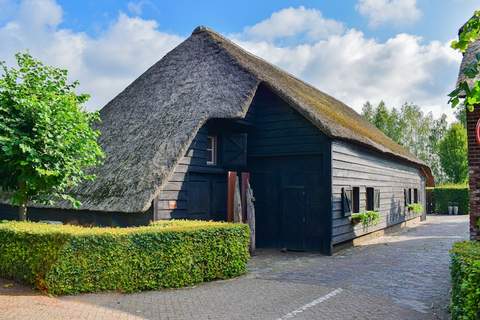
(374, 189), (380, 211)
(222, 133), (247, 168)
(342, 187), (353, 216)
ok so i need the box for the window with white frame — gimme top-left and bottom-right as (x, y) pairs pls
(206, 135), (217, 165)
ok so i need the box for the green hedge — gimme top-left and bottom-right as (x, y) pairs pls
(0, 220), (250, 295)
(429, 185), (469, 215)
(450, 241), (480, 320)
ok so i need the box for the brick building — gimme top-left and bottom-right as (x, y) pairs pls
(457, 39), (480, 240)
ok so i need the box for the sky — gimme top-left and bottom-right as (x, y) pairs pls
(0, 0), (478, 120)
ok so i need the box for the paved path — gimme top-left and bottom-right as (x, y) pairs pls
(0, 215), (468, 320)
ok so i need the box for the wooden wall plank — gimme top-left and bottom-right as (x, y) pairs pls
(331, 140), (425, 245)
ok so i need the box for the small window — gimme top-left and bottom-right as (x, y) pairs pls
(206, 136), (217, 165)
(404, 189), (408, 206)
(352, 187), (360, 213)
(409, 188), (413, 204)
(414, 188), (419, 203)
(366, 187), (375, 211)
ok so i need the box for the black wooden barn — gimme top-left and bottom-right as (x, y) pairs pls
(0, 27), (433, 254)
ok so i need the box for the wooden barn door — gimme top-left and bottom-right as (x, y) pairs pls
(249, 155), (326, 252)
(282, 185), (307, 251)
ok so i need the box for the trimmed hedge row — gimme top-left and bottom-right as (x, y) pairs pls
(450, 241), (480, 320)
(429, 185), (469, 215)
(0, 220), (250, 295)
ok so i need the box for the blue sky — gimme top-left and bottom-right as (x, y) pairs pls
(51, 1), (477, 42)
(0, 0), (478, 119)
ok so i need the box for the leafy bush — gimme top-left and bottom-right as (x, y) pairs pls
(0, 220), (250, 295)
(450, 241), (480, 320)
(429, 184), (469, 215)
(351, 211), (380, 227)
(407, 203), (423, 214)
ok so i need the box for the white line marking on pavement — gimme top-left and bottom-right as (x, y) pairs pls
(276, 288), (343, 320)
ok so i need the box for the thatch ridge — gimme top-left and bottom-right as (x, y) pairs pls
(5, 26), (430, 213)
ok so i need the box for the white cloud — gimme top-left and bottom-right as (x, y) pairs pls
(356, 0), (422, 27)
(0, 2), (461, 121)
(127, 1), (143, 15)
(0, 0), (182, 110)
(241, 6), (344, 42)
(231, 7), (461, 120)
(127, 1), (156, 16)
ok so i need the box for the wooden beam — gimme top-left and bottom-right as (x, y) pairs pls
(227, 171), (236, 222)
(241, 172), (250, 222)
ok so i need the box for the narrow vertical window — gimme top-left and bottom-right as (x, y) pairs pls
(207, 136), (217, 165)
(366, 187), (374, 211)
(414, 188), (419, 203)
(352, 187), (360, 213)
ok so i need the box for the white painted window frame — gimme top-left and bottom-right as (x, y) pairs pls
(206, 135), (217, 165)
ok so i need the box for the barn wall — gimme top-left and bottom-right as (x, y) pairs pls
(0, 204), (152, 226)
(154, 126), (228, 220)
(246, 85), (332, 253)
(246, 86), (330, 156)
(154, 83), (333, 252)
(331, 140), (425, 245)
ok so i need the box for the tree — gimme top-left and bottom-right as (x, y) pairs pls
(0, 53), (104, 220)
(438, 123), (468, 184)
(449, 10), (480, 111)
(454, 106), (467, 127)
(361, 101), (375, 123)
(361, 101), (448, 183)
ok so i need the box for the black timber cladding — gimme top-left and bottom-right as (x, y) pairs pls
(245, 85), (331, 253)
(331, 140), (426, 245)
(0, 204), (152, 226)
(154, 84), (332, 252)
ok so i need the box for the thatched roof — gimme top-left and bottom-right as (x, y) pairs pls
(22, 26), (431, 213)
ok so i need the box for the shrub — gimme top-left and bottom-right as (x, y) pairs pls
(429, 184), (469, 215)
(450, 241), (480, 320)
(407, 203), (423, 214)
(0, 220), (250, 295)
(351, 211), (380, 227)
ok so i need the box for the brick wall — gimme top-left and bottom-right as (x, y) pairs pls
(466, 107), (480, 240)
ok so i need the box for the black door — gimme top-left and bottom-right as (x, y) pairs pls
(188, 172), (227, 221)
(282, 186), (306, 251)
(249, 155), (327, 252)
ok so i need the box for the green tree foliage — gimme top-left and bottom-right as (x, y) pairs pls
(438, 123), (468, 184)
(361, 101), (448, 183)
(362, 101), (403, 143)
(449, 10), (480, 111)
(454, 106), (467, 127)
(0, 53), (104, 220)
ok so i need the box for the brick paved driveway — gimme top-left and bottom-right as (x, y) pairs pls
(0, 215), (468, 320)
